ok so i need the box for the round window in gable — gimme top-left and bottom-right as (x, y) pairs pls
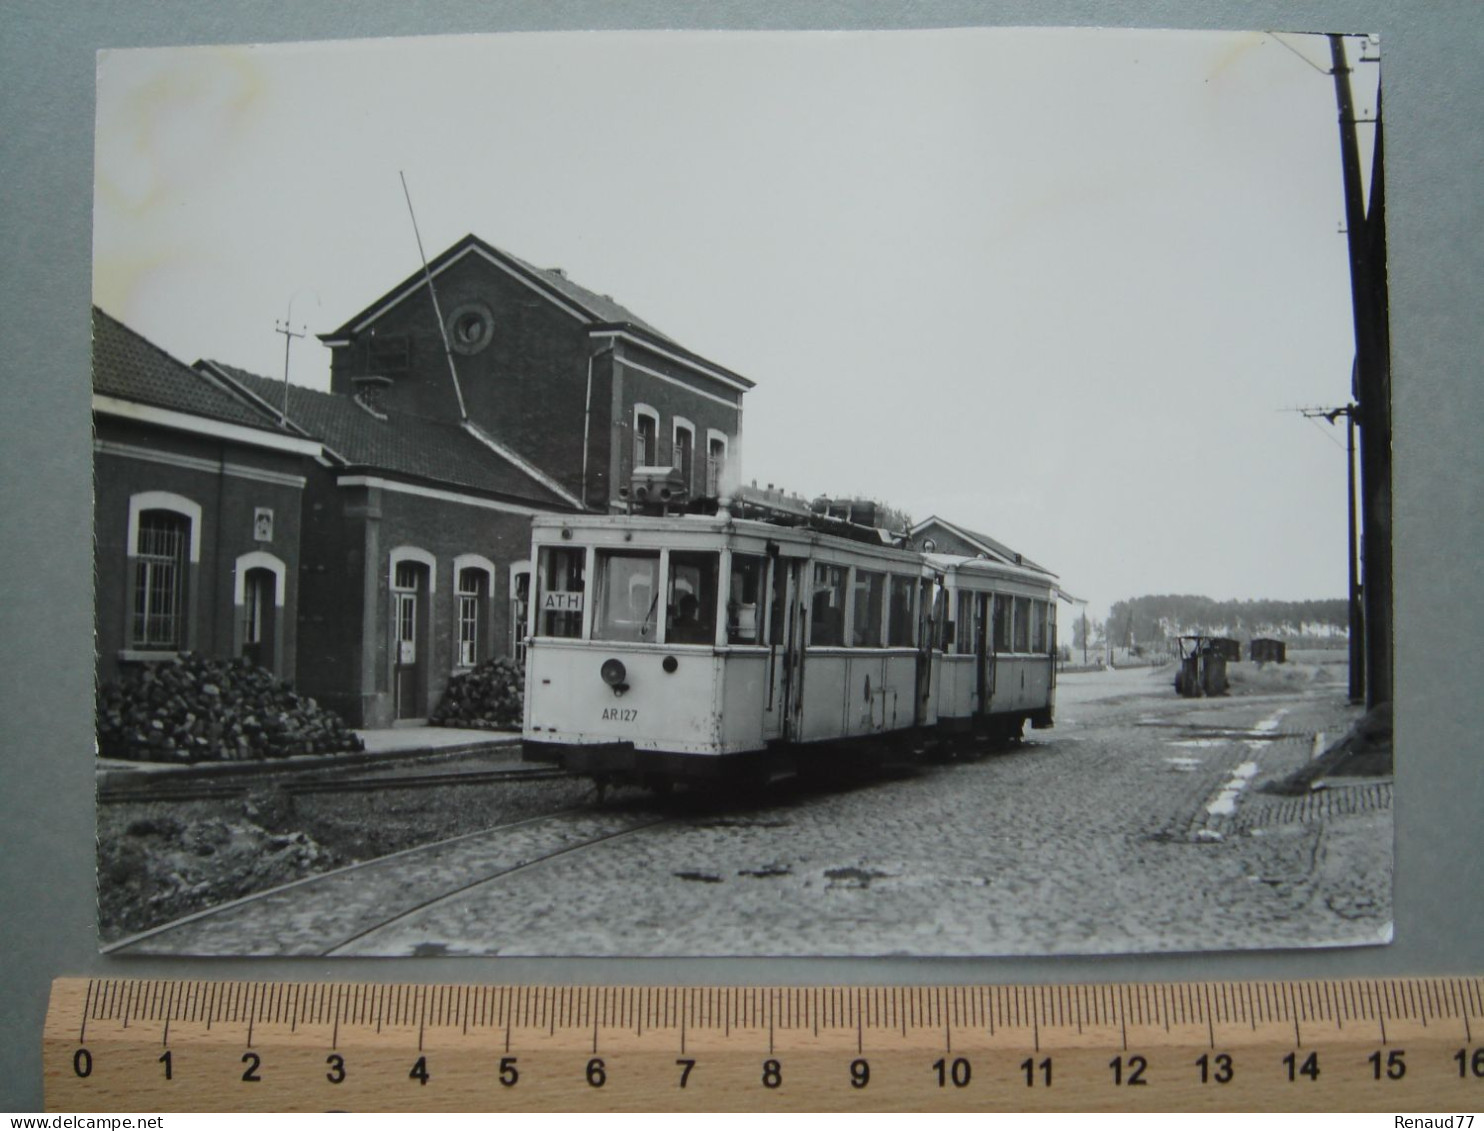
(446, 302), (495, 355)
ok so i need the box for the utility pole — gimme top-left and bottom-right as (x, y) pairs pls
(1298, 402), (1364, 703)
(1328, 33), (1390, 710)
(273, 309), (306, 426)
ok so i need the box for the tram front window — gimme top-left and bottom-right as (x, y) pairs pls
(593, 551), (661, 642)
(727, 554), (765, 644)
(537, 546), (585, 638)
(667, 551), (719, 645)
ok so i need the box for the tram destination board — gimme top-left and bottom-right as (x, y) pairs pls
(44, 977), (1484, 1111)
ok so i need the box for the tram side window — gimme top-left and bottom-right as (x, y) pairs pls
(1014, 596), (1031, 652)
(810, 563), (847, 647)
(887, 575), (915, 646)
(537, 547), (586, 638)
(1030, 600), (1048, 652)
(955, 591), (978, 655)
(727, 553), (766, 644)
(593, 550), (662, 642)
(852, 570), (885, 647)
(992, 593), (1013, 653)
(667, 551), (719, 645)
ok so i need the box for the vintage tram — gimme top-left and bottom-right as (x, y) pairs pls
(520, 508), (1058, 785)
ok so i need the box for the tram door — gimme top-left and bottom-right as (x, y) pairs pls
(976, 592), (995, 714)
(767, 554), (808, 742)
(914, 577), (937, 726)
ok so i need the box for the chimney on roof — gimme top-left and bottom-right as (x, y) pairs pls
(550, 267), (567, 278)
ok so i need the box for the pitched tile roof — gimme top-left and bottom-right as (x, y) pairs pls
(320, 234), (753, 390)
(92, 306), (292, 435)
(203, 362), (577, 510)
(323, 233), (670, 342)
(913, 514), (1054, 577)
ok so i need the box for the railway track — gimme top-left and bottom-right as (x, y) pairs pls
(102, 804), (675, 957)
(97, 763), (569, 806)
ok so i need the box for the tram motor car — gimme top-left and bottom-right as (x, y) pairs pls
(520, 493), (1060, 787)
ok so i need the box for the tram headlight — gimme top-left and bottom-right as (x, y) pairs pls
(600, 658), (629, 695)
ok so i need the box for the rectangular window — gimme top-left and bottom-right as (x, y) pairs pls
(809, 563), (847, 647)
(537, 546), (586, 638)
(727, 553), (766, 644)
(674, 427), (694, 493)
(993, 594), (1013, 653)
(635, 413), (657, 469)
(510, 568), (531, 663)
(457, 567), (488, 667)
(593, 550), (661, 642)
(242, 571), (270, 646)
(851, 569), (885, 647)
(1014, 596), (1031, 652)
(955, 591), (979, 655)
(706, 437), (726, 496)
(667, 551), (720, 645)
(132, 511), (189, 649)
(887, 575), (915, 646)
(1030, 600), (1047, 653)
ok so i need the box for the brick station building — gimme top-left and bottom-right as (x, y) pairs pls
(93, 234), (753, 727)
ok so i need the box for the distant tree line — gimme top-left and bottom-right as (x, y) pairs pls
(1101, 595), (1349, 650)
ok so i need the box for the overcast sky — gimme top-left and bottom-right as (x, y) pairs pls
(93, 27), (1381, 622)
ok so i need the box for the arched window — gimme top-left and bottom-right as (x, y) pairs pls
(127, 492), (201, 652)
(673, 417), (695, 496)
(705, 429), (729, 497)
(633, 404), (659, 470)
(509, 560), (532, 664)
(452, 553), (496, 668)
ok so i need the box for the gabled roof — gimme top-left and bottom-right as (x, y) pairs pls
(321, 233), (668, 342)
(202, 362), (578, 510)
(911, 514), (1054, 577)
(319, 233), (754, 390)
(92, 307), (295, 436)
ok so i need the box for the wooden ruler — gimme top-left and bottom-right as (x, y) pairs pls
(44, 977), (1484, 1112)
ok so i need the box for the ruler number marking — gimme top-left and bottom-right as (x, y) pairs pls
(1022, 1057), (1052, 1087)
(761, 1059), (782, 1089)
(1283, 1050), (1320, 1082)
(676, 1058), (695, 1088)
(1196, 1052), (1234, 1084)
(933, 1057), (971, 1088)
(586, 1057), (606, 1088)
(241, 1052), (262, 1083)
(1457, 1048), (1484, 1078)
(158, 1049), (172, 1081)
(72, 1048), (92, 1079)
(409, 1055), (430, 1086)
(1109, 1055), (1148, 1086)
(849, 1058), (870, 1089)
(1368, 1049), (1406, 1080)
(326, 1054), (346, 1085)
(499, 1056), (519, 1087)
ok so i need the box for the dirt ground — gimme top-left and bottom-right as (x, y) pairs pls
(96, 770), (598, 942)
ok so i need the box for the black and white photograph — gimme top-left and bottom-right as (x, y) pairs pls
(90, 25), (1393, 958)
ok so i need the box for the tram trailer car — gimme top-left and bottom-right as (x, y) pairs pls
(520, 512), (1059, 786)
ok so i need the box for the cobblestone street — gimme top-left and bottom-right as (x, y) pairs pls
(352, 667), (1389, 957)
(115, 664), (1392, 958)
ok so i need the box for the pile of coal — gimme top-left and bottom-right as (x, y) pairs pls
(96, 653), (365, 763)
(429, 658), (524, 730)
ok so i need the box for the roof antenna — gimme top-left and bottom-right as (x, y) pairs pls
(273, 288), (319, 427)
(400, 170), (469, 422)
(273, 313), (304, 426)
